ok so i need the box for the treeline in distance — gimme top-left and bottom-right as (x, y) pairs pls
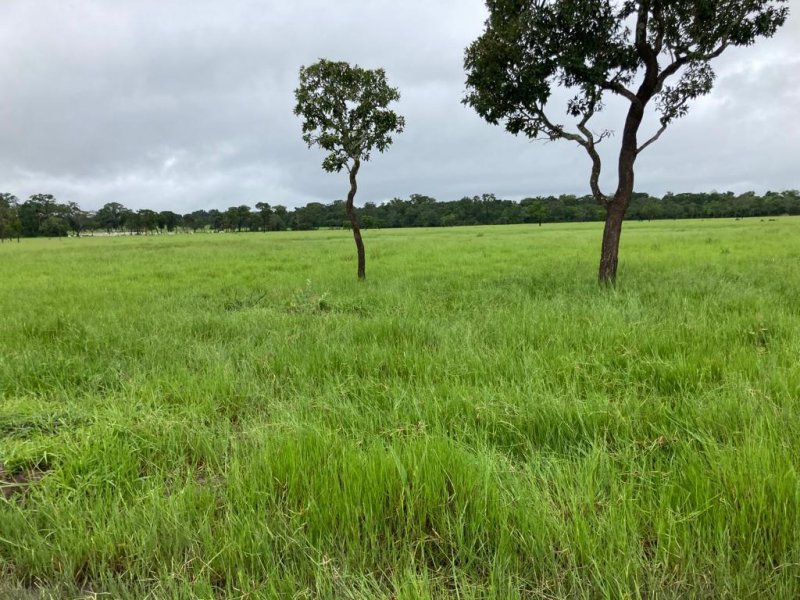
(1, 189), (799, 240)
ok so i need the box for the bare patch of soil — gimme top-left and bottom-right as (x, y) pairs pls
(0, 462), (48, 500)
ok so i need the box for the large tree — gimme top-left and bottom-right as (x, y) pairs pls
(95, 202), (129, 233)
(294, 59), (404, 280)
(65, 202), (91, 237)
(255, 202), (273, 232)
(19, 194), (67, 237)
(464, 0), (788, 283)
(0, 193), (21, 242)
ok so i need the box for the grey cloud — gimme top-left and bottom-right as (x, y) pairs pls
(0, 0), (797, 212)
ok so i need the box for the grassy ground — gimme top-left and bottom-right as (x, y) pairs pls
(1, 218), (799, 599)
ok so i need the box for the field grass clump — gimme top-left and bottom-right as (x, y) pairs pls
(1, 218), (800, 598)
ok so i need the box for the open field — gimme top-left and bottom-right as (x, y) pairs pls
(1, 218), (800, 598)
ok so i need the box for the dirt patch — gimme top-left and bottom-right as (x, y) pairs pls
(0, 462), (48, 500)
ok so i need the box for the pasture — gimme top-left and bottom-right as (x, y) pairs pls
(1, 218), (799, 598)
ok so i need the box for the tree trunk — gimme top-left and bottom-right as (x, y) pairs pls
(599, 90), (648, 284)
(593, 19), (662, 285)
(599, 201), (626, 284)
(346, 160), (365, 280)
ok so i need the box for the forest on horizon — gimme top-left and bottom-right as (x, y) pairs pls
(1, 188), (799, 239)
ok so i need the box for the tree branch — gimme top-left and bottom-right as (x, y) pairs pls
(657, 40), (730, 93)
(636, 123), (668, 154)
(519, 100), (610, 205)
(652, 15), (666, 55)
(520, 105), (590, 147)
(584, 142), (608, 207)
(634, 0), (660, 90)
(601, 80), (640, 105)
(577, 103), (609, 206)
(655, 57), (688, 91)
(575, 100), (598, 144)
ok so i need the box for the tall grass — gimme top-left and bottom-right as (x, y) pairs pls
(1, 218), (799, 598)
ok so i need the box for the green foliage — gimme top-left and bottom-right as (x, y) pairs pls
(1, 219), (800, 596)
(95, 202), (130, 232)
(0, 193), (21, 241)
(464, 0), (788, 138)
(11, 194), (89, 238)
(294, 59), (405, 173)
(39, 216), (68, 238)
(288, 279), (330, 314)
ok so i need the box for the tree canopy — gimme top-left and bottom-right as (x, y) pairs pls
(465, 0), (788, 168)
(294, 59), (405, 174)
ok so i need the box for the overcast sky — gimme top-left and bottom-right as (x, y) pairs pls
(0, 1), (798, 212)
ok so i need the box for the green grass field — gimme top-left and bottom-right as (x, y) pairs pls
(1, 218), (799, 599)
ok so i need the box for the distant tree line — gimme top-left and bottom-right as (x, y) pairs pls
(1, 189), (799, 240)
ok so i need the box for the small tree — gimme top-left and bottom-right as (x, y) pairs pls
(294, 59), (404, 279)
(464, 0), (788, 284)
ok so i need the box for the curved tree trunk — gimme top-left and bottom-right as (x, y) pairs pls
(346, 160), (366, 280)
